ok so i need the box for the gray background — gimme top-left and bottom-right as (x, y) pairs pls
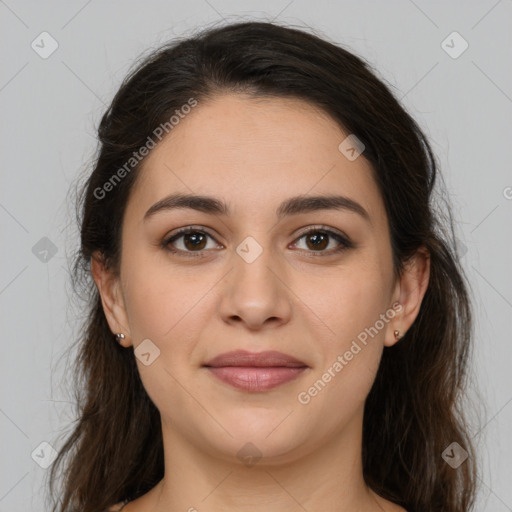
(0, 1), (511, 511)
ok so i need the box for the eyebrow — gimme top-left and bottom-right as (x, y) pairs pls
(143, 192), (371, 223)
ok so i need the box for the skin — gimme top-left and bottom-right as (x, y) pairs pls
(92, 94), (430, 512)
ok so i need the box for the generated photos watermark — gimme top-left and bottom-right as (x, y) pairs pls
(93, 97), (198, 200)
(297, 302), (403, 405)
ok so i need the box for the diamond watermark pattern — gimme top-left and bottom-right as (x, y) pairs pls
(236, 236), (263, 264)
(32, 236), (58, 263)
(236, 442), (262, 468)
(454, 238), (468, 258)
(441, 32), (468, 59)
(31, 31), (59, 59)
(442, 441), (468, 469)
(134, 338), (161, 366)
(338, 134), (365, 161)
(31, 441), (58, 469)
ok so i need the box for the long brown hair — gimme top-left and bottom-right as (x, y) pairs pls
(48, 20), (479, 512)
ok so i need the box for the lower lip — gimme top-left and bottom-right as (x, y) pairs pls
(205, 366), (307, 392)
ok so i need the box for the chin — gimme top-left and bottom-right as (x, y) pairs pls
(202, 413), (309, 464)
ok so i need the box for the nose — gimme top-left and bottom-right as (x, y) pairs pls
(218, 242), (293, 331)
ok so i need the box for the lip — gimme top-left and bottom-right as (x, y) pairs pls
(203, 350), (307, 368)
(203, 350), (309, 392)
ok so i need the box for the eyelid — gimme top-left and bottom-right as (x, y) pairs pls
(292, 224), (350, 242)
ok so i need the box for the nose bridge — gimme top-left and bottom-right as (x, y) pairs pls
(219, 232), (292, 328)
(233, 233), (281, 299)
(238, 237), (276, 285)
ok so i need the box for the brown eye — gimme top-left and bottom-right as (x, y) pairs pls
(292, 227), (353, 256)
(304, 231), (329, 251)
(181, 232), (207, 251)
(163, 228), (220, 257)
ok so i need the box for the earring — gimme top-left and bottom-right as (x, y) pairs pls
(394, 330), (401, 341)
(115, 333), (125, 344)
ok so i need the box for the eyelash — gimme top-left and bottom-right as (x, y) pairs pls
(161, 225), (354, 259)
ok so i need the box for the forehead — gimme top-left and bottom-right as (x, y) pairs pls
(126, 94), (385, 223)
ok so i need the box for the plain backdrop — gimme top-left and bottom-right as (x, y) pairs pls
(0, 1), (511, 511)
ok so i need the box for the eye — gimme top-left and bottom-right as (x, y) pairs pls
(161, 225), (353, 258)
(291, 226), (353, 256)
(162, 227), (222, 257)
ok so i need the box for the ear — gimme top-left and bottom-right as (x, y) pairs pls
(385, 246), (430, 347)
(90, 251), (132, 347)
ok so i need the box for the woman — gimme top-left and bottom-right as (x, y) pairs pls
(48, 20), (478, 512)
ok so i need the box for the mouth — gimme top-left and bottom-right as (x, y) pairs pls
(202, 350), (309, 392)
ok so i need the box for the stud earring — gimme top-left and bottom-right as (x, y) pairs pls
(115, 333), (125, 344)
(394, 330), (401, 341)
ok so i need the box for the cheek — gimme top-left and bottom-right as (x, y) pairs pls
(121, 248), (206, 341)
(120, 251), (216, 391)
(121, 258), (210, 415)
(294, 262), (390, 414)
(311, 260), (392, 348)
(295, 282), (387, 434)
(295, 347), (381, 444)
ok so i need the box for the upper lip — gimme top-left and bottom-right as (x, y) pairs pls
(203, 350), (308, 368)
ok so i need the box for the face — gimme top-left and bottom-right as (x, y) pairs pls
(95, 93), (422, 465)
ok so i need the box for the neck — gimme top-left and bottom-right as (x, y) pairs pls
(144, 406), (388, 512)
